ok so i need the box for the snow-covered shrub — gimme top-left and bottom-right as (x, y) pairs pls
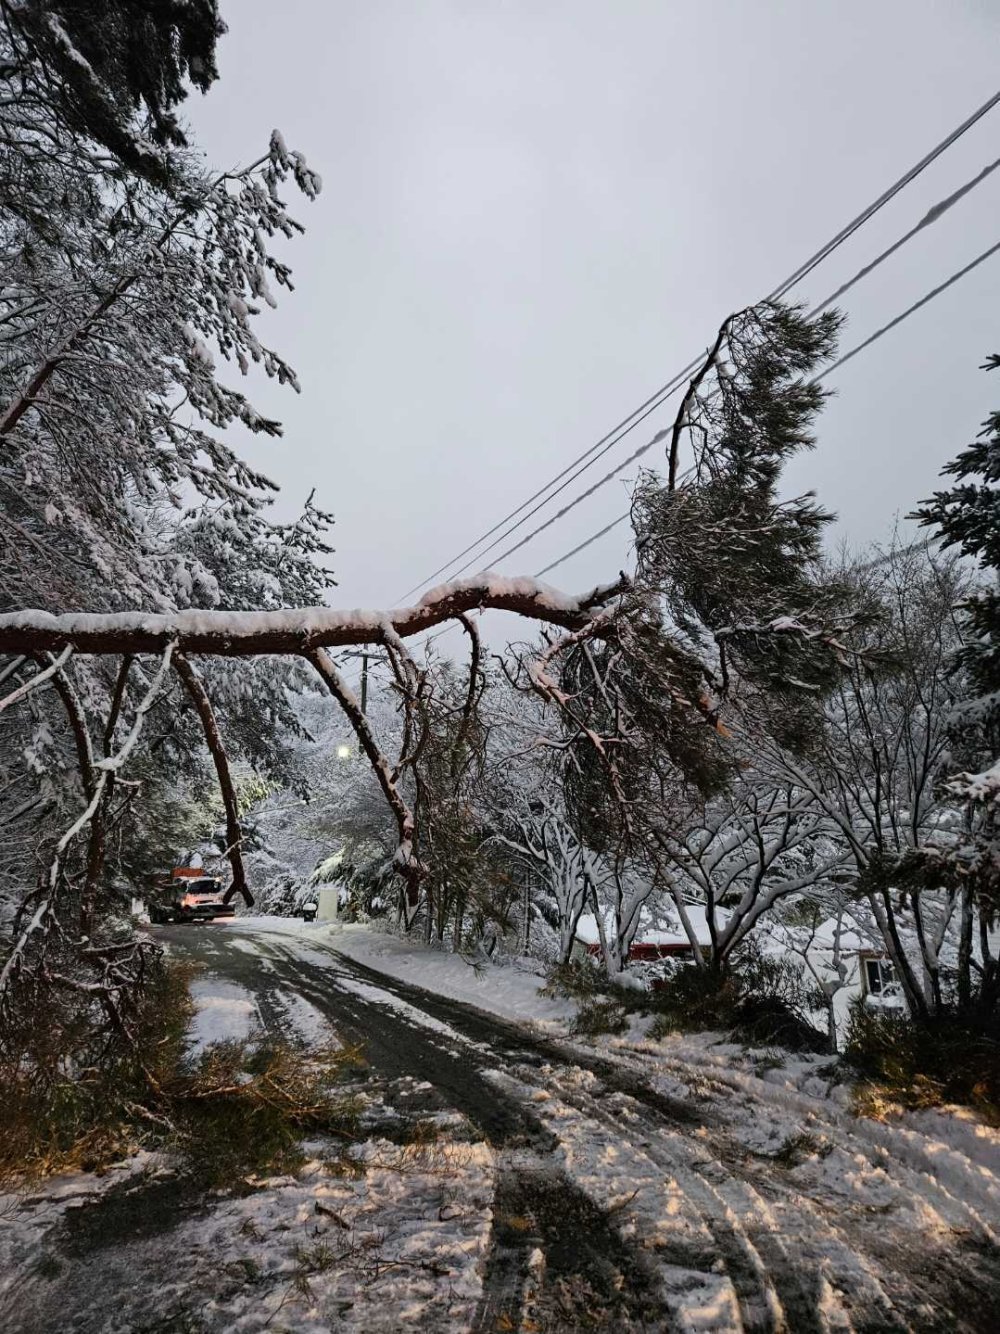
(647, 950), (828, 1053)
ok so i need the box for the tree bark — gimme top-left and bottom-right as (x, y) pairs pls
(172, 653), (252, 907)
(0, 577), (629, 657)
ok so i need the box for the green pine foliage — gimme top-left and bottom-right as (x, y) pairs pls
(633, 301), (853, 752)
(916, 354), (1000, 732)
(7, 1), (225, 182)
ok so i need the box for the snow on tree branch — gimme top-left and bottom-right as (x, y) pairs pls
(0, 575), (631, 657)
(0, 642), (176, 1007)
(0, 645), (73, 714)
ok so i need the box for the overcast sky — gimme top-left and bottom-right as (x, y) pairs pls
(190, 1), (1000, 647)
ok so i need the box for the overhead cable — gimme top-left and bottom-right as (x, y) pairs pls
(399, 86), (1000, 600)
(535, 236), (1000, 581)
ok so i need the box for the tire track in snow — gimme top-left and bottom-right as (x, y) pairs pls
(162, 927), (1000, 1332)
(499, 1053), (997, 1332)
(209, 933), (669, 1332)
(599, 1038), (1000, 1231)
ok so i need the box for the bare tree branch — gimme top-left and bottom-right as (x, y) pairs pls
(304, 647), (424, 913)
(0, 643), (71, 713)
(103, 653), (133, 756)
(451, 613), (482, 781)
(33, 651), (96, 801)
(0, 643), (176, 1007)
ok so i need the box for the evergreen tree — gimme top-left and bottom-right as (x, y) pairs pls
(916, 355), (1000, 744)
(632, 301), (850, 752)
(914, 358), (1000, 1018)
(3, 0), (225, 184)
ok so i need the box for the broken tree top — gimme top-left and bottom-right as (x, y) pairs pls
(0, 575), (629, 656)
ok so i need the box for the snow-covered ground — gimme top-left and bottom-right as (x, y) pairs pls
(1, 938), (499, 1334)
(186, 976), (261, 1053)
(223, 916), (579, 1030)
(0, 1136), (494, 1334)
(211, 917), (1000, 1184)
(219, 918), (1000, 1171)
(4, 917), (1000, 1332)
(323, 922), (578, 1028)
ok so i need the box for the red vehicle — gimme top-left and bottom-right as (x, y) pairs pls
(149, 866), (235, 924)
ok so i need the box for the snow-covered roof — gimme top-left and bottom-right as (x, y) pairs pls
(575, 907), (714, 948)
(786, 916), (866, 954)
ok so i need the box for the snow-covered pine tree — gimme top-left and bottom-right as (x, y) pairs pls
(916, 355), (1000, 763)
(517, 303), (854, 973)
(632, 301), (851, 751)
(914, 358), (1000, 1016)
(2, 0), (226, 185)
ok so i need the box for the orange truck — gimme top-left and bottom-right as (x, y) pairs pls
(149, 866), (235, 924)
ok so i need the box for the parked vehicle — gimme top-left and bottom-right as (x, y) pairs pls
(148, 866), (235, 924)
(295, 901), (318, 922)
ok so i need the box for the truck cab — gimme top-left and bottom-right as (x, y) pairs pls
(149, 866), (235, 924)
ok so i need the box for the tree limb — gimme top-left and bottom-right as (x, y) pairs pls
(172, 653), (252, 907)
(0, 575), (631, 656)
(303, 646), (423, 910)
(0, 643), (71, 713)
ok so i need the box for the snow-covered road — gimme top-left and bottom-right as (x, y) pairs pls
(3, 919), (1000, 1332)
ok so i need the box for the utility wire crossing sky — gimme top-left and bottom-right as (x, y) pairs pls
(191, 0), (1000, 663)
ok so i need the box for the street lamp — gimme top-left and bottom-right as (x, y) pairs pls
(336, 744), (351, 760)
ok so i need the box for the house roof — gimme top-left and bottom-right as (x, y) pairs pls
(574, 906), (715, 949)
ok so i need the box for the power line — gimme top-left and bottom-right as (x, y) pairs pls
(768, 86), (1000, 299)
(417, 228), (1000, 651)
(821, 235), (1000, 380)
(474, 159), (1000, 583)
(396, 360), (702, 602)
(810, 152), (1000, 317)
(455, 142), (1000, 586)
(398, 85), (1000, 602)
(360, 220), (1000, 671)
(359, 231), (988, 680)
(535, 235), (1000, 582)
(491, 430), (674, 573)
(444, 421), (669, 584)
(535, 514), (632, 580)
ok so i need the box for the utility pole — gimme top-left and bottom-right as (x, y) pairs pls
(360, 652), (369, 714)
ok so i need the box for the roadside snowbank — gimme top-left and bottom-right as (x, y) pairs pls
(218, 915), (579, 1030)
(324, 924), (578, 1029)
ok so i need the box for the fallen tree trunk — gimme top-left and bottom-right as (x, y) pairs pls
(0, 576), (628, 657)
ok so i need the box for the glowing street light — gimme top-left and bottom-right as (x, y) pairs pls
(336, 744), (351, 760)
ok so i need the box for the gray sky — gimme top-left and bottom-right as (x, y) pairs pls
(190, 0), (1000, 639)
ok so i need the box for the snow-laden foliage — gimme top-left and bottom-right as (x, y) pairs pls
(913, 358), (1000, 1017)
(632, 302), (856, 751)
(917, 354), (1000, 741)
(0, 2), (332, 1063)
(3, 1), (998, 1089)
(769, 543), (998, 1020)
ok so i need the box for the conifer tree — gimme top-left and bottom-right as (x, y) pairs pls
(914, 357), (1000, 1017)
(917, 355), (1000, 751)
